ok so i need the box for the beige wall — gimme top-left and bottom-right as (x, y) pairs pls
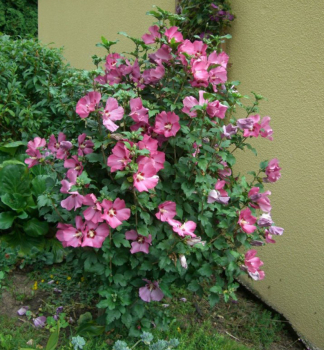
(38, 0), (176, 69)
(227, 1), (324, 349)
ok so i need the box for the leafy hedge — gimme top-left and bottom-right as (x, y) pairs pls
(0, 0), (38, 37)
(0, 35), (92, 142)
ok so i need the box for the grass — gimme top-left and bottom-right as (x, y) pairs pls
(0, 262), (303, 350)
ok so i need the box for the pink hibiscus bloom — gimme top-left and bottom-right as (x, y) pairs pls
(238, 208), (257, 234)
(264, 158), (281, 183)
(208, 51), (229, 68)
(154, 111), (180, 138)
(268, 226), (284, 236)
(155, 201), (177, 222)
(260, 116), (273, 140)
(125, 230), (152, 254)
(248, 187), (271, 212)
(60, 170), (84, 211)
(168, 220), (197, 238)
(142, 25), (161, 44)
(81, 221), (110, 248)
(257, 213), (273, 227)
(25, 137), (46, 168)
(191, 60), (209, 88)
(164, 26), (183, 43)
(101, 98), (124, 132)
(64, 156), (83, 176)
(76, 91), (101, 119)
(209, 66), (227, 87)
(207, 180), (230, 204)
(242, 115), (261, 138)
(77, 134), (94, 156)
(107, 141), (132, 172)
(265, 229), (276, 244)
(222, 124), (238, 138)
(206, 100), (228, 119)
(218, 161), (232, 179)
(143, 63), (165, 84)
(244, 250), (265, 280)
(57, 216), (85, 248)
(129, 98), (149, 123)
(101, 198), (131, 229)
(48, 133), (72, 160)
(133, 158), (159, 192)
(82, 194), (103, 224)
(139, 279), (164, 302)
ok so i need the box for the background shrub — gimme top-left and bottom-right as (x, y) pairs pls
(0, 35), (92, 143)
(0, 0), (38, 37)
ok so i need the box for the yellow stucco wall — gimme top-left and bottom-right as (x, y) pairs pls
(38, 0), (176, 70)
(227, 1), (324, 349)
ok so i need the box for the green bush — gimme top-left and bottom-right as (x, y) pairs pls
(0, 0), (38, 37)
(0, 35), (92, 143)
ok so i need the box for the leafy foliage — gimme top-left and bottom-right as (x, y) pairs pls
(0, 0), (37, 37)
(176, 0), (234, 40)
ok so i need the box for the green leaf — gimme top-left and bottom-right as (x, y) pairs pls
(0, 211), (16, 229)
(113, 233), (130, 248)
(114, 273), (127, 286)
(121, 313), (132, 328)
(1, 193), (27, 210)
(198, 264), (213, 277)
(77, 321), (105, 337)
(106, 309), (121, 324)
(181, 181), (195, 197)
(24, 218), (49, 237)
(188, 280), (200, 292)
(2, 231), (45, 257)
(133, 302), (145, 319)
(0, 164), (31, 196)
(45, 321), (60, 350)
(32, 175), (50, 196)
(137, 224), (149, 237)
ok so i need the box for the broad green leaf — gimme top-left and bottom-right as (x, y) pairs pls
(24, 218), (49, 237)
(1, 193), (27, 211)
(0, 164), (31, 196)
(0, 211), (16, 229)
(45, 321), (60, 350)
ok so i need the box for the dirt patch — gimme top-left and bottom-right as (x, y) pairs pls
(0, 272), (48, 319)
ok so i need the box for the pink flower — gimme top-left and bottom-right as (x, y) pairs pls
(208, 51), (229, 68)
(154, 111), (180, 137)
(209, 66), (227, 89)
(244, 249), (263, 273)
(164, 26), (183, 43)
(101, 198), (131, 229)
(76, 91), (101, 119)
(107, 141), (132, 172)
(178, 40), (207, 57)
(264, 158), (281, 183)
(222, 124), (238, 138)
(25, 137), (46, 167)
(82, 194), (103, 224)
(243, 115), (261, 138)
(57, 216), (85, 248)
(78, 134), (94, 156)
(143, 64), (165, 84)
(142, 25), (161, 44)
(257, 213), (273, 227)
(154, 45), (172, 63)
(133, 158), (159, 192)
(101, 98), (124, 132)
(139, 279), (164, 302)
(248, 187), (271, 212)
(138, 134), (158, 153)
(238, 208), (257, 234)
(81, 221), (110, 248)
(269, 226), (284, 236)
(64, 156), (83, 176)
(191, 60), (209, 87)
(182, 96), (199, 118)
(169, 220), (197, 238)
(260, 116), (273, 140)
(48, 133), (72, 160)
(218, 161), (231, 179)
(206, 100), (228, 119)
(129, 98), (149, 123)
(105, 53), (122, 70)
(207, 180), (230, 204)
(60, 170), (84, 211)
(125, 230), (152, 254)
(155, 201), (177, 222)
(265, 229), (276, 244)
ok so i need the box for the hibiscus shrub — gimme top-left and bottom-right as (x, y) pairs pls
(24, 8), (283, 334)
